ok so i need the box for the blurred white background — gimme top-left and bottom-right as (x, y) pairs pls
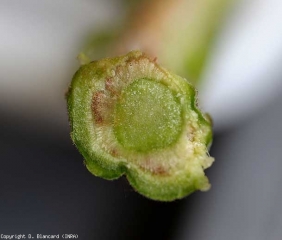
(0, 0), (121, 132)
(200, 0), (282, 130)
(1, 0), (282, 131)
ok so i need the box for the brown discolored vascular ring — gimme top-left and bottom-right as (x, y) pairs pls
(105, 78), (118, 95)
(139, 159), (169, 176)
(91, 90), (107, 125)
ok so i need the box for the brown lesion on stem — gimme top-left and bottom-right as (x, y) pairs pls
(91, 90), (111, 125)
(105, 77), (118, 96)
(188, 125), (196, 142)
(139, 159), (169, 176)
(109, 148), (119, 157)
